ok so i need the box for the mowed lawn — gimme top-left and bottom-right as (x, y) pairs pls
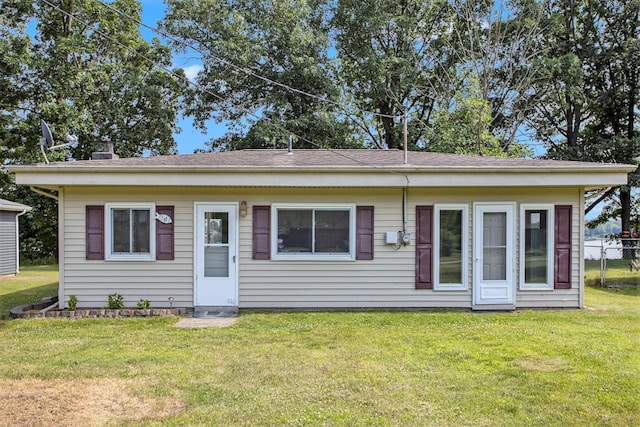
(0, 267), (638, 426)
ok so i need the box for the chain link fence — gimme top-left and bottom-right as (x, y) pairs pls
(585, 238), (640, 287)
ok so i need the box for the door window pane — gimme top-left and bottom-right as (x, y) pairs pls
(524, 209), (548, 284)
(315, 210), (350, 253)
(205, 212), (228, 244)
(439, 209), (463, 284)
(483, 212), (507, 280)
(204, 246), (229, 277)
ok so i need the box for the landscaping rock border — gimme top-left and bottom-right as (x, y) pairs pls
(10, 296), (189, 319)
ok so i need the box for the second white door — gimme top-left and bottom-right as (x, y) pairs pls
(474, 203), (515, 306)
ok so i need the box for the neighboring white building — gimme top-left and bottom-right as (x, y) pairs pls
(9, 149), (635, 310)
(0, 199), (31, 276)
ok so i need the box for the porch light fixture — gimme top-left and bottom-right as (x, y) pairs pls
(239, 200), (248, 217)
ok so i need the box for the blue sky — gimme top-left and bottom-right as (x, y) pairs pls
(140, 1), (222, 154)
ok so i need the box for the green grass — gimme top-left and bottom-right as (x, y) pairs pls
(586, 259), (640, 287)
(0, 265), (58, 319)
(0, 267), (638, 425)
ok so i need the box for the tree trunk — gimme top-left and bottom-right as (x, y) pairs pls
(620, 186), (634, 259)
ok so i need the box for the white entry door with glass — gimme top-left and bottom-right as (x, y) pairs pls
(194, 203), (238, 307)
(473, 203), (515, 306)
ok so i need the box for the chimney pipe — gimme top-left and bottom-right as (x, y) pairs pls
(92, 141), (119, 160)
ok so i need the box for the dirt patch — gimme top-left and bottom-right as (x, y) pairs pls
(0, 378), (185, 426)
(516, 355), (569, 372)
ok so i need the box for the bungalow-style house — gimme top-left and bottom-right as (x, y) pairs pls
(9, 149), (635, 310)
(0, 198), (32, 276)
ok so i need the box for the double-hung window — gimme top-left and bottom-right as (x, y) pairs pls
(520, 204), (554, 289)
(272, 204), (355, 260)
(105, 203), (156, 261)
(434, 204), (468, 290)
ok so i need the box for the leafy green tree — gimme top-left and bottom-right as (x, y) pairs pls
(448, 0), (544, 154)
(529, 0), (639, 234)
(1, 0), (186, 261)
(427, 76), (531, 157)
(162, 0), (357, 150)
(332, 0), (455, 150)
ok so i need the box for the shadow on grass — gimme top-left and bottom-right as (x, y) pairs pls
(586, 284), (640, 297)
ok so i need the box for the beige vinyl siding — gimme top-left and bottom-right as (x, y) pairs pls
(63, 187), (198, 308)
(0, 211), (17, 275)
(61, 186), (581, 309)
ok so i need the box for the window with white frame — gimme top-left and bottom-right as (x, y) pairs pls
(272, 204), (355, 260)
(434, 205), (468, 290)
(520, 204), (554, 290)
(106, 203), (155, 260)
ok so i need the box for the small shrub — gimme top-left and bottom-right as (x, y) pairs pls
(107, 293), (124, 309)
(136, 299), (150, 309)
(68, 295), (78, 311)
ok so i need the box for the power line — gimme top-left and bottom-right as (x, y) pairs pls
(93, 0), (400, 121)
(38, 0), (413, 176)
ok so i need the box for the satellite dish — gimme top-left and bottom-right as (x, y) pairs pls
(41, 120), (55, 148)
(39, 120), (78, 164)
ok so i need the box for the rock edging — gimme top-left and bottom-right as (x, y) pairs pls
(10, 296), (189, 319)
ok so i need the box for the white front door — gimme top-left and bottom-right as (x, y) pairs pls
(195, 203), (238, 307)
(473, 203), (515, 306)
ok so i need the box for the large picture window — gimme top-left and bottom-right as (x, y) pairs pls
(434, 205), (468, 290)
(106, 203), (155, 261)
(273, 205), (355, 260)
(520, 204), (554, 290)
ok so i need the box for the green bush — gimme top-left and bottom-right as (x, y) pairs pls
(68, 295), (78, 311)
(136, 299), (150, 309)
(107, 293), (124, 309)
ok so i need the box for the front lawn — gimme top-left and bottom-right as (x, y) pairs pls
(0, 265), (58, 319)
(0, 270), (638, 425)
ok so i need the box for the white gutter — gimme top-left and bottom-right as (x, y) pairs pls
(29, 186), (59, 201)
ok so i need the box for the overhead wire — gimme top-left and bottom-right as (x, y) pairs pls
(93, 0), (543, 156)
(93, 0), (400, 121)
(38, 0), (412, 177)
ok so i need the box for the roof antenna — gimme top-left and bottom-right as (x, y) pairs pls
(39, 120), (78, 164)
(287, 135), (293, 155)
(403, 106), (408, 164)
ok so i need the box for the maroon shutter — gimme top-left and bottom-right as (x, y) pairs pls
(86, 205), (104, 260)
(156, 205), (174, 260)
(416, 206), (434, 289)
(356, 206), (374, 260)
(253, 205), (271, 260)
(554, 205), (572, 289)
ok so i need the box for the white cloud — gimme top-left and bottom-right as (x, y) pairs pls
(183, 64), (203, 82)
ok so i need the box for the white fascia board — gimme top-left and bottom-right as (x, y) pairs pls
(12, 169), (631, 188)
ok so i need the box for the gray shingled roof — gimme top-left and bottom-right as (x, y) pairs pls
(15, 149), (636, 171)
(0, 198), (31, 212)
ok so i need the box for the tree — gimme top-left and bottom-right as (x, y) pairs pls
(162, 0), (357, 150)
(426, 76), (530, 157)
(0, 0), (186, 260)
(448, 0), (544, 154)
(332, 0), (455, 150)
(529, 0), (640, 235)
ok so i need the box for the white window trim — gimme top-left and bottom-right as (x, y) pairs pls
(271, 204), (356, 261)
(105, 203), (156, 261)
(434, 204), (469, 291)
(520, 204), (554, 290)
